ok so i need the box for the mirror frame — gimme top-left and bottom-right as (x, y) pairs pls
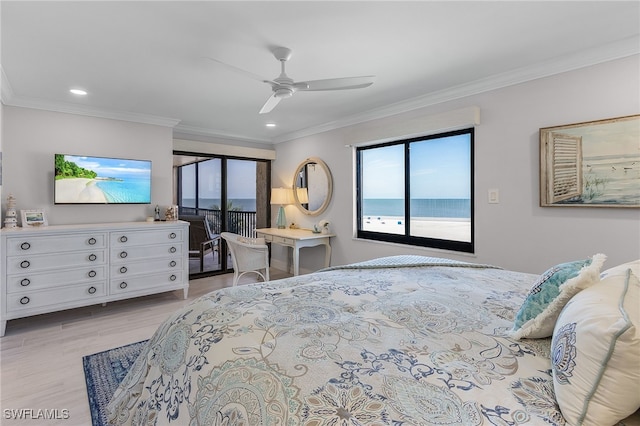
(292, 157), (333, 216)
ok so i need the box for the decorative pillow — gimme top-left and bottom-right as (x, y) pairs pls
(511, 254), (606, 340)
(551, 268), (640, 426)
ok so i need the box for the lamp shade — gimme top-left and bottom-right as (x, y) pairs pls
(271, 187), (293, 205)
(296, 187), (309, 204)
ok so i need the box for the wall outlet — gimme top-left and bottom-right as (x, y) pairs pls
(488, 189), (499, 204)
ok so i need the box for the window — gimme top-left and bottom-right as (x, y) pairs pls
(175, 153), (271, 277)
(356, 128), (474, 253)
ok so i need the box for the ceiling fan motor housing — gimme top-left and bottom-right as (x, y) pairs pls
(274, 87), (294, 98)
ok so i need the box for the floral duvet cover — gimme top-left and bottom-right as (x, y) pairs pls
(107, 256), (569, 425)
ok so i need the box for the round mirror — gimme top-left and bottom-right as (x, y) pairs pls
(292, 157), (333, 216)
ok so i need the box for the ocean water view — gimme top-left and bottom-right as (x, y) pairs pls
(363, 198), (471, 218)
(96, 177), (151, 203)
(182, 198), (257, 211)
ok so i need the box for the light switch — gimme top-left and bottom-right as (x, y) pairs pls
(488, 189), (499, 204)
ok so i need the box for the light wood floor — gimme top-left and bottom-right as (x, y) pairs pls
(0, 268), (290, 425)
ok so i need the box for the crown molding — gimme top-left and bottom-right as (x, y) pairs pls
(2, 86), (181, 128)
(271, 37), (640, 143)
(2, 37), (638, 143)
(173, 123), (272, 144)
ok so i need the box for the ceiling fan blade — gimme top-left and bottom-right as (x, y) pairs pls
(298, 76), (375, 91)
(205, 57), (277, 85)
(259, 94), (282, 114)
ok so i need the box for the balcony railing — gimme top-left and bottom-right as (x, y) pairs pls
(178, 207), (257, 237)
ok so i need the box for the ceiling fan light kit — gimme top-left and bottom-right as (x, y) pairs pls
(209, 46), (375, 114)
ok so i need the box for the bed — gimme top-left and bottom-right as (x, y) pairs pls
(106, 255), (639, 425)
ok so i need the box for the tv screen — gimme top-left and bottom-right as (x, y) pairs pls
(54, 154), (152, 204)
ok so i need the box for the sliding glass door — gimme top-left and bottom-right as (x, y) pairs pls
(174, 152), (270, 278)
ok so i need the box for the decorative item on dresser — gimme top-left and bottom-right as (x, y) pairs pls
(3, 194), (18, 229)
(20, 209), (48, 227)
(0, 220), (189, 337)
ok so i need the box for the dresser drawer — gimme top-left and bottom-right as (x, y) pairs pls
(6, 250), (106, 274)
(6, 282), (106, 314)
(110, 229), (183, 247)
(111, 243), (183, 263)
(110, 257), (182, 277)
(272, 236), (295, 245)
(5, 233), (106, 256)
(110, 271), (183, 295)
(6, 266), (106, 294)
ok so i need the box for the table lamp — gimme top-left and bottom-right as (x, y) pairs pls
(271, 187), (292, 229)
(296, 187), (309, 206)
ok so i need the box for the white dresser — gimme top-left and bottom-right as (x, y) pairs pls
(0, 221), (189, 336)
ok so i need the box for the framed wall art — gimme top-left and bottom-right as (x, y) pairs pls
(540, 114), (639, 208)
(21, 209), (48, 227)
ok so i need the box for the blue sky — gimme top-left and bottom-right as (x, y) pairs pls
(66, 155), (151, 179)
(361, 133), (471, 199)
(181, 158), (256, 199)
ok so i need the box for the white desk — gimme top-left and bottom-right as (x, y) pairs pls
(255, 228), (335, 276)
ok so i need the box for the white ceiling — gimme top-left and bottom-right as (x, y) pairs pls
(2, 1), (639, 145)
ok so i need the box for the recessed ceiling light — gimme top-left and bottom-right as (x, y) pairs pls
(70, 89), (87, 95)
(265, 123), (276, 128)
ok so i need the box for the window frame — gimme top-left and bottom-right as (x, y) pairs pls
(356, 127), (474, 253)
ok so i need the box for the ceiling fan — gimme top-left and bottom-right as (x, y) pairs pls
(208, 47), (375, 114)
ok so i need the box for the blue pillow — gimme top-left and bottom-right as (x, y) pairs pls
(511, 254), (606, 340)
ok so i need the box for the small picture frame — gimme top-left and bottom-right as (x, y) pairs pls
(21, 209), (48, 227)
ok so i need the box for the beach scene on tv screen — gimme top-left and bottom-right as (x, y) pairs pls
(55, 154), (151, 204)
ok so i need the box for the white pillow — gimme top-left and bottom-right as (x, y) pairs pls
(551, 267), (640, 426)
(601, 259), (640, 279)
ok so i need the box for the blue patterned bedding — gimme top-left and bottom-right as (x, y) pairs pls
(107, 256), (569, 425)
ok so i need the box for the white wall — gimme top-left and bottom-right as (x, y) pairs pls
(1, 107), (174, 225)
(1, 57), (637, 274)
(273, 55), (640, 274)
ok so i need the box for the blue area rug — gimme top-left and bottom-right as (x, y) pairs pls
(83, 340), (148, 426)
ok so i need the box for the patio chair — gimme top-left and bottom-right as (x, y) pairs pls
(181, 215), (220, 272)
(221, 232), (270, 286)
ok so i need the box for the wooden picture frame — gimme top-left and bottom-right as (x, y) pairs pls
(21, 209), (48, 227)
(540, 114), (639, 207)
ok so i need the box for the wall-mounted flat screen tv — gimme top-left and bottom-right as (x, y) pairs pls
(54, 154), (152, 204)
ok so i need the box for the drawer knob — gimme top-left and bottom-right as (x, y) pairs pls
(119, 251), (128, 259)
(20, 278), (31, 287)
(169, 246), (177, 253)
(20, 296), (30, 305)
(88, 253), (98, 261)
(88, 270), (97, 278)
(119, 235), (128, 243)
(169, 260), (176, 267)
(120, 266), (127, 274)
(88, 237), (97, 245)
(170, 274), (177, 281)
(169, 232), (177, 239)
(20, 260), (31, 269)
(88, 286), (97, 294)
(20, 242), (31, 250)
(119, 282), (128, 289)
